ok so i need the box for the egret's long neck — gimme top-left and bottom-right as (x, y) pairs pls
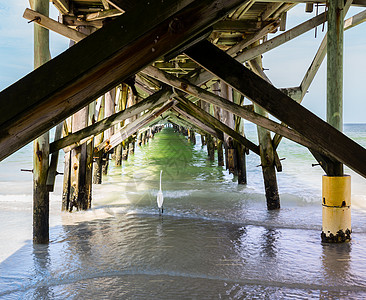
(160, 170), (162, 190)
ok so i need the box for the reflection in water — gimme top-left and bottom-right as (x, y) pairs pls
(1, 128), (366, 298)
(32, 244), (53, 299)
(261, 229), (279, 258)
(321, 242), (351, 281)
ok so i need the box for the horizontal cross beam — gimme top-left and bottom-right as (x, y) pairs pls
(50, 89), (172, 153)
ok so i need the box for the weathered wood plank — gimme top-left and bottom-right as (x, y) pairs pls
(226, 20), (280, 56)
(172, 107), (223, 140)
(85, 9), (123, 21)
(142, 65), (329, 155)
(105, 0), (125, 13)
(326, 0), (345, 176)
(23, 8), (87, 42)
(46, 122), (63, 192)
(300, 2), (360, 99)
(50, 89), (171, 153)
(185, 40), (366, 179)
(175, 94), (260, 155)
(97, 100), (176, 151)
(193, 11), (327, 86)
(52, 0), (70, 14)
(250, 53), (280, 210)
(0, 0), (247, 162)
(33, 0), (50, 245)
(274, 2), (355, 150)
(213, 20), (272, 32)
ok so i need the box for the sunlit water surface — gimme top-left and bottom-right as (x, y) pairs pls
(1, 125), (366, 299)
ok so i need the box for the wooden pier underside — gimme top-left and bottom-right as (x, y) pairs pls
(1, 0), (366, 180)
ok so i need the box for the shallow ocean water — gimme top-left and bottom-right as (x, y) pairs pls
(1, 124), (366, 299)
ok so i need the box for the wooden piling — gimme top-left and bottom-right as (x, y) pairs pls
(33, 0), (50, 244)
(251, 54), (280, 210)
(68, 26), (96, 211)
(189, 129), (196, 145)
(327, 0), (344, 176)
(93, 96), (105, 184)
(85, 99), (95, 207)
(200, 98), (215, 160)
(128, 136), (135, 157)
(233, 89), (247, 184)
(102, 88), (116, 175)
(322, 0), (350, 243)
(220, 82), (236, 172)
(213, 83), (224, 167)
(70, 106), (89, 210)
(115, 84), (128, 166)
(62, 118), (72, 210)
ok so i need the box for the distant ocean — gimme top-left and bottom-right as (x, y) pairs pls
(0, 124), (366, 299)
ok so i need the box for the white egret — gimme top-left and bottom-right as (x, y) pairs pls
(157, 170), (164, 215)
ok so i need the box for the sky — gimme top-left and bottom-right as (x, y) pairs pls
(0, 1), (365, 123)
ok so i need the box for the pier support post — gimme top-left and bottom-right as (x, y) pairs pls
(220, 82), (236, 172)
(322, 0), (350, 242)
(122, 141), (129, 161)
(62, 118), (72, 210)
(102, 88), (116, 175)
(93, 96), (105, 184)
(115, 84), (128, 166)
(70, 106), (89, 210)
(251, 55), (280, 210)
(322, 176), (351, 242)
(233, 90), (247, 184)
(200, 98), (215, 160)
(189, 129), (196, 145)
(68, 26), (96, 211)
(33, 0), (50, 244)
(213, 83), (224, 167)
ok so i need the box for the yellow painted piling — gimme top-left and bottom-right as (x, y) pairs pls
(322, 175), (351, 243)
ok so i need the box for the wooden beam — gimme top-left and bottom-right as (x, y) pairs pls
(261, 3), (282, 21)
(33, 0), (49, 245)
(250, 52), (280, 210)
(193, 11), (327, 86)
(0, 0), (248, 161)
(326, 0), (345, 176)
(105, 0), (125, 13)
(175, 94), (260, 155)
(62, 16), (104, 28)
(46, 122), (63, 192)
(185, 40), (366, 179)
(273, 1), (353, 149)
(52, 0), (70, 15)
(23, 8), (88, 42)
(300, 8), (366, 98)
(97, 100), (176, 151)
(236, 11), (326, 62)
(226, 20), (280, 56)
(172, 107), (223, 140)
(213, 20), (272, 32)
(142, 65), (328, 154)
(50, 89), (172, 153)
(231, 0), (254, 19)
(85, 9), (123, 21)
(101, 0), (110, 10)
